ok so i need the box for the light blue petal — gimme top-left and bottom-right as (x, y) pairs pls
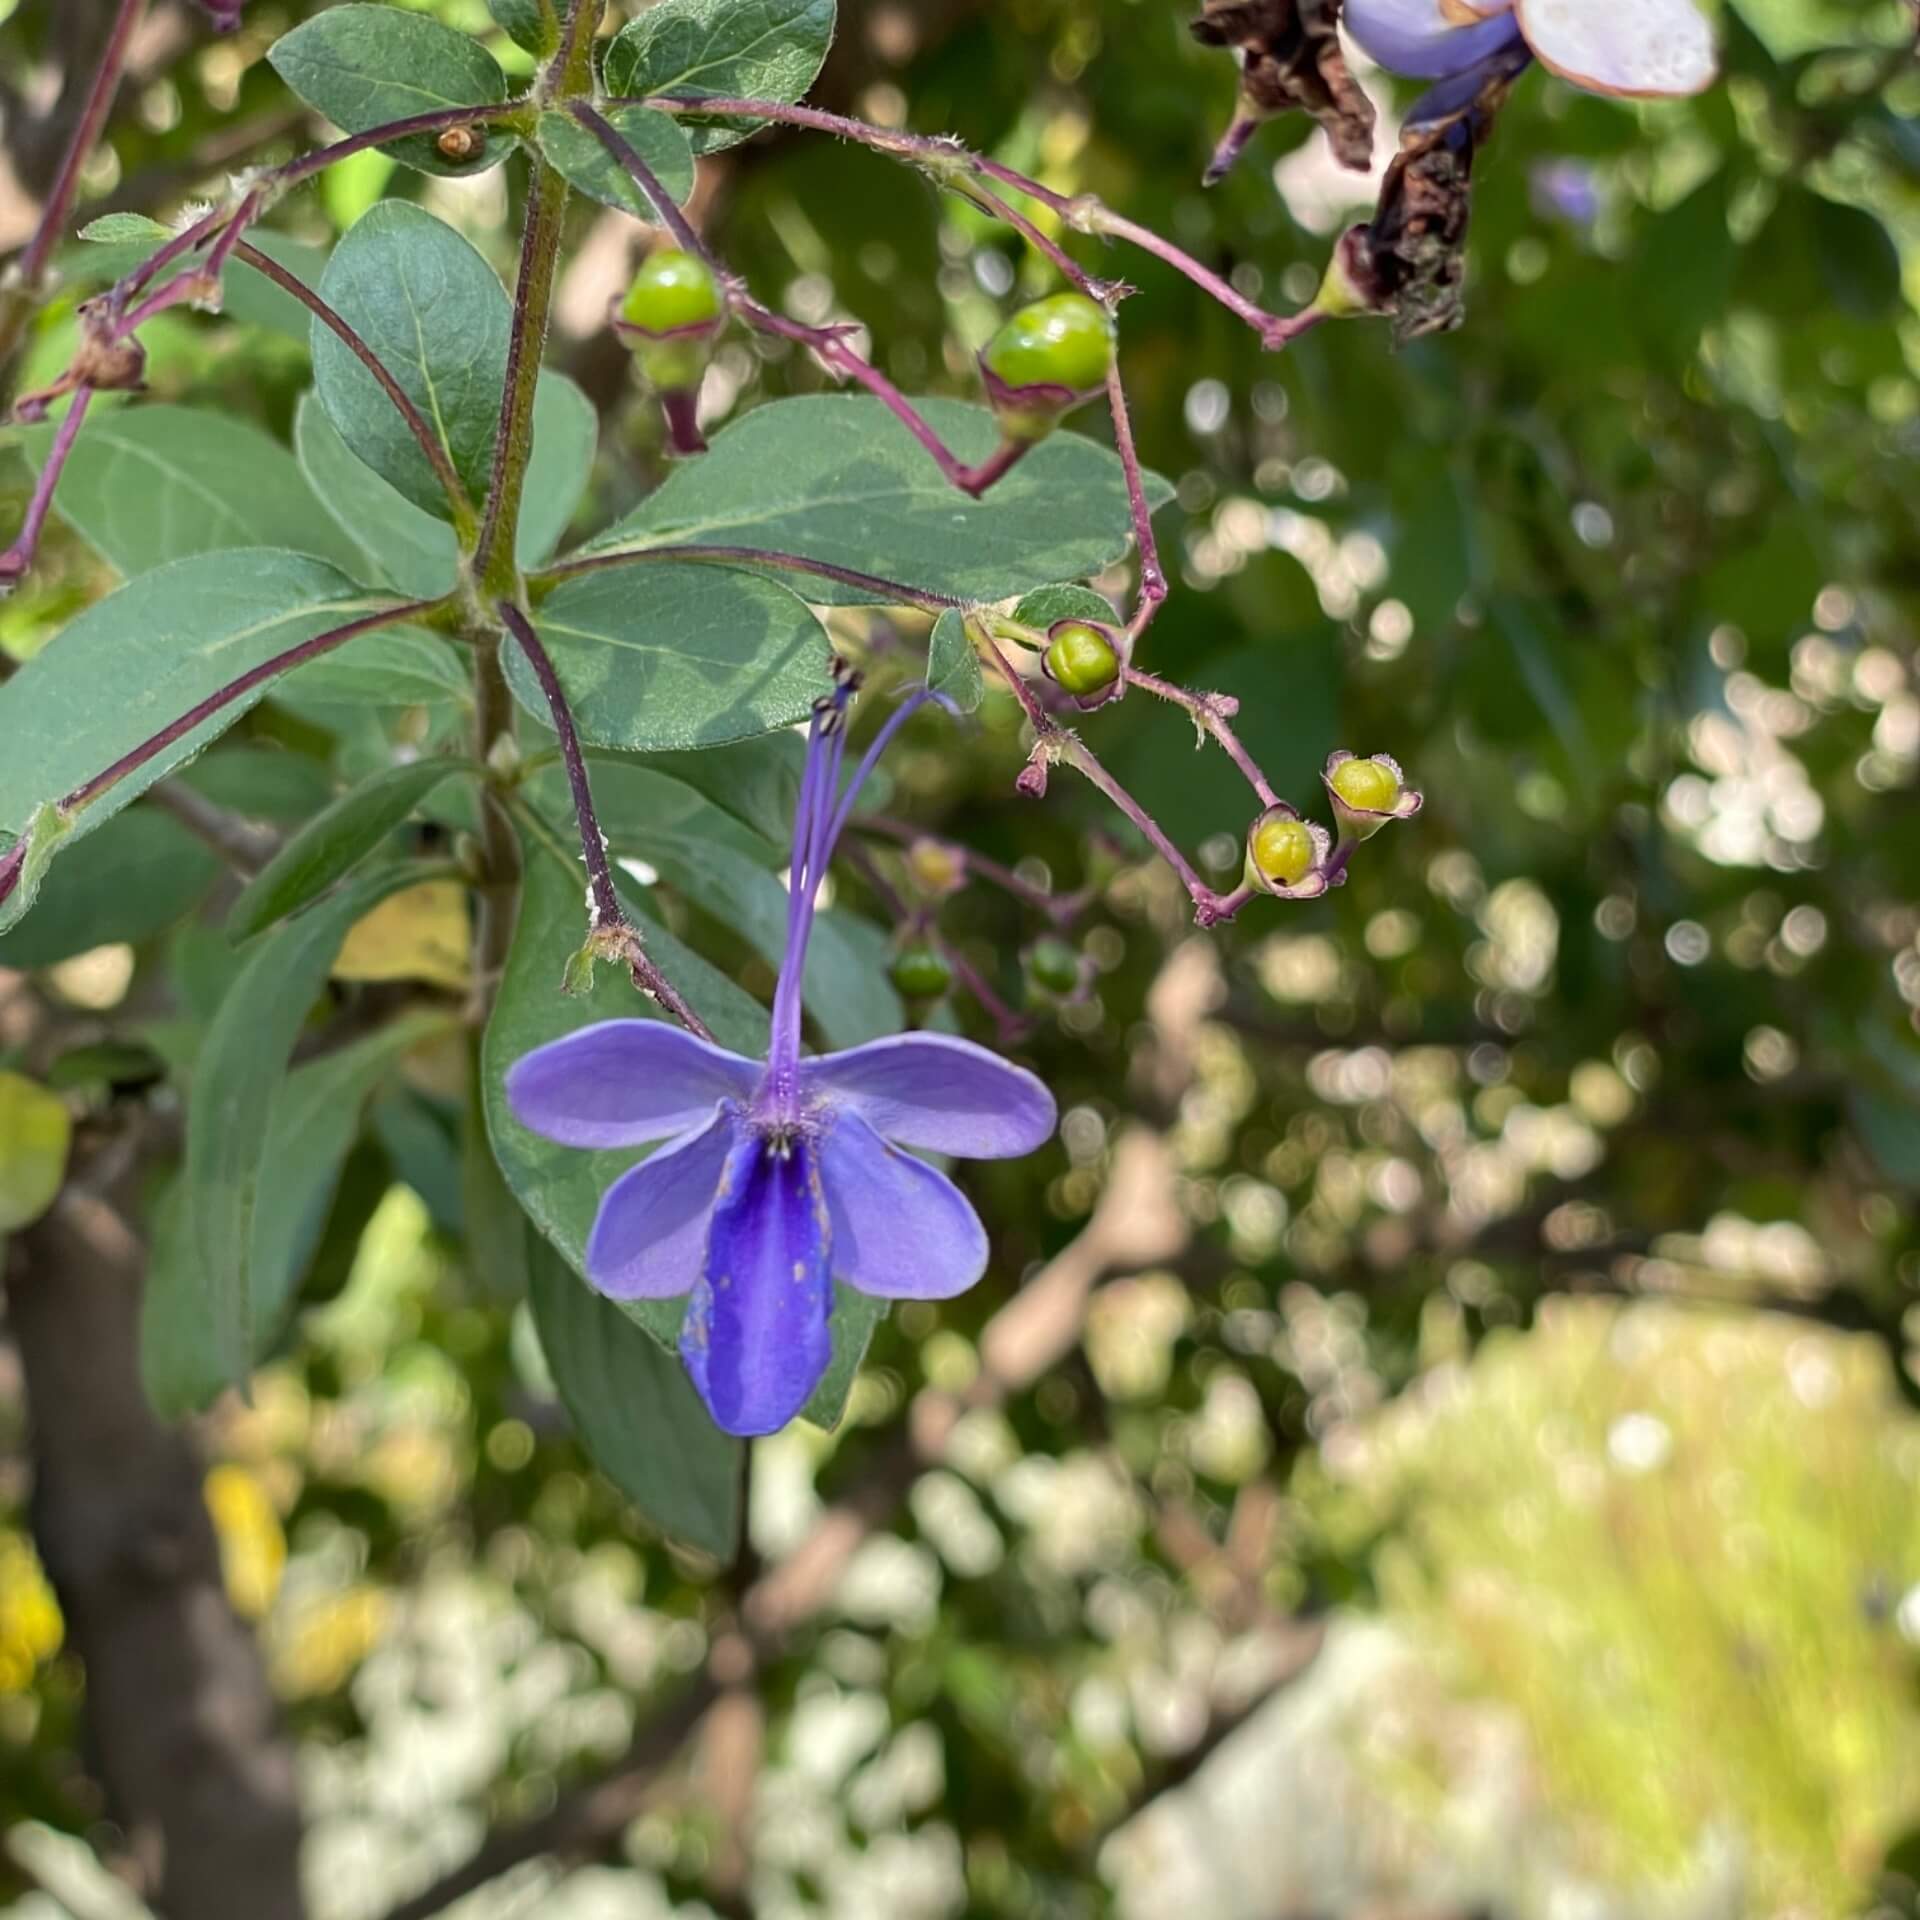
(680, 1129), (834, 1437)
(801, 1032), (1056, 1158)
(508, 1019), (759, 1149)
(820, 1108), (989, 1301)
(584, 1110), (734, 1299)
(1343, 0), (1522, 76)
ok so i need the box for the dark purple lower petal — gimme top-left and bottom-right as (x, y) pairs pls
(820, 1110), (989, 1300)
(584, 1111), (733, 1299)
(507, 1019), (759, 1149)
(680, 1130), (834, 1437)
(801, 1033), (1056, 1158)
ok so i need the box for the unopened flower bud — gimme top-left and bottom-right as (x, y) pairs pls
(436, 124), (488, 164)
(890, 942), (954, 1001)
(1041, 619), (1124, 710)
(979, 293), (1113, 443)
(906, 837), (966, 897)
(1244, 804), (1332, 899)
(1323, 751), (1422, 842)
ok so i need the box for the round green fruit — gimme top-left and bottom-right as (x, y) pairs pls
(620, 250), (723, 336)
(982, 293), (1113, 396)
(890, 943), (954, 1000)
(1043, 621), (1121, 700)
(1026, 936), (1083, 998)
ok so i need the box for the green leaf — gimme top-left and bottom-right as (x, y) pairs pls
(294, 365), (588, 576)
(604, 0), (835, 155)
(182, 747), (337, 824)
(0, 808), (217, 969)
(0, 1072), (71, 1233)
(527, 1234), (743, 1556)
(228, 760), (469, 941)
(582, 396), (1172, 604)
(186, 862), (441, 1391)
(267, 4), (512, 176)
(145, 1011), (454, 1416)
(530, 758), (781, 867)
(519, 372), (599, 566)
(79, 212), (170, 243)
(311, 201), (508, 519)
(0, 551), (395, 893)
(641, 832), (903, 1049)
(928, 608), (984, 714)
(1012, 583), (1113, 631)
(294, 392), (459, 598)
(19, 405), (367, 578)
(483, 812), (883, 1429)
(630, 733), (804, 846)
(487, 0), (557, 55)
(511, 564), (829, 751)
(280, 627), (472, 710)
(534, 105), (696, 219)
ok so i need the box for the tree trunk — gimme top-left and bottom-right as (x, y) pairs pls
(7, 1167), (307, 1920)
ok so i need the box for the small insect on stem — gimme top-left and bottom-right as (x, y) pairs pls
(436, 125), (486, 163)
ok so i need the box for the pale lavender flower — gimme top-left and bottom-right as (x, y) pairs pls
(508, 679), (1057, 1437)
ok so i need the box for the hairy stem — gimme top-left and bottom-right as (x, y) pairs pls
(494, 601), (712, 1038)
(0, 387), (93, 587)
(233, 241), (474, 534)
(1123, 668), (1278, 806)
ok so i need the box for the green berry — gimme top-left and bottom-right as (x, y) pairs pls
(982, 293), (1113, 396)
(621, 250), (723, 335)
(890, 943), (953, 1000)
(1249, 814), (1316, 889)
(1330, 756), (1401, 813)
(1026, 936), (1083, 998)
(1043, 621), (1121, 700)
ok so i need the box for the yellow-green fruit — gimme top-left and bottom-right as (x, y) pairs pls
(890, 944), (953, 1000)
(982, 293), (1113, 395)
(1330, 756), (1401, 813)
(1044, 622), (1120, 699)
(621, 250), (723, 334)
(1249, 814), (1316, 888)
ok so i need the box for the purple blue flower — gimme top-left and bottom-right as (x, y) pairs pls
(508, 678), (1057, 1437)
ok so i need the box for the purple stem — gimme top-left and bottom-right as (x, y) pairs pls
(567, 101), (1027, 499)
(635, 94), (1314, 352)
(1124, 667), (1278, 807)
(14, 0), (147, 293)
(0, 387), (93, 588)
(0, 837), (24, 914)
(537, 543), (962, 612)
(940, 937), (1033, 1046)
(495, 600), (712, 1040)
(1097, 351), (1169, 643)
(274, 103), (513, 191)
(61, 599), (435, 813)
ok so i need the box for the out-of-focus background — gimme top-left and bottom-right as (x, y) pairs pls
(3, 1), (1919, 1916)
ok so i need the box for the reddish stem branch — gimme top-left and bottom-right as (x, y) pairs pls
(494, 600), (713, 1040)
(64, 599), (435, 813)
(850, 816), (1088, 927)
(13, 0), (148, 293)
(1124, 668), (1278, 806)
(566, 101), (1028, 498)
(0, 387), (93, 588)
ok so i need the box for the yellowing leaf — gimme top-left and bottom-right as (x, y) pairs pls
(331, 879), (471, 989)
(0, 1072), (71, 1232)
